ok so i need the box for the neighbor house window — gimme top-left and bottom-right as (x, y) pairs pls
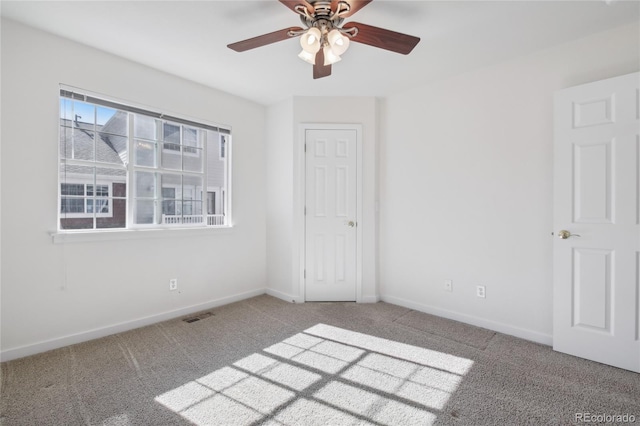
(220, 134), (227, 159)
(61, 183), (111, 217)
(59, 86), (231, 231)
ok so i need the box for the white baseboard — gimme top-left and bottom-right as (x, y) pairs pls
(381, 295), (552, 346)
(265, 289), (379, 304)
(266, 288), (304, 304)
(0, 288), (267, 362)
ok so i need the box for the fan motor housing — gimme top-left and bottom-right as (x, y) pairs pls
(299, 1), (345, 29)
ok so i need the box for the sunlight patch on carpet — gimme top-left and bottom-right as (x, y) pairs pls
(155, 323), (473, 425)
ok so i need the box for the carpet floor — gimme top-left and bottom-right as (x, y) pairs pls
(1, 295), (638, 425)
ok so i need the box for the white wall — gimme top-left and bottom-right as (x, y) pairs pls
(265, 99), (295, 301)
(0, 19), (267, 359)
(266, 97), (379, 302)
(379, 23), (640, 344)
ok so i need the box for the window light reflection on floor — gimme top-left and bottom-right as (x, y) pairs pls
(155, 323), (474, 425)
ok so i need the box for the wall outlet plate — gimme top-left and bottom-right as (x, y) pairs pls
(476, 285), (486, 298)
(444, 279), (453, 292)
(169, 279), (178, 291)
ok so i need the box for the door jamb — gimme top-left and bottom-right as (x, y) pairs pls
(295, 123), (363, 302)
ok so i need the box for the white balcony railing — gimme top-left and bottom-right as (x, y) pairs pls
(161, 214), (225, 226)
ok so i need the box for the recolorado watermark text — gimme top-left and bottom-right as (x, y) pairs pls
(575, 413), (636, 423)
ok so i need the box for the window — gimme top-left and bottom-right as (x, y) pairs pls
(61, 183), (111, 217)
(59, 87), (231, 231)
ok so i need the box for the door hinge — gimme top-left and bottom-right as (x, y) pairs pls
(304, 269), (306, 278)
(304, 143), (307, 153)
(304, 206), (307, 215)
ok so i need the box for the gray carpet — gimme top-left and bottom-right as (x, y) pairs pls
(1, 295), (638, 425)
(393, 311), (496, 350)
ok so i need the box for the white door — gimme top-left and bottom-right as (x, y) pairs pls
(553, 72), (640, 372)
(305, 128), (358, 301)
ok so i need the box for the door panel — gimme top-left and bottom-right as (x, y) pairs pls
(305, 129), (357, 301)
(573, 140), (613, 223)
(553, 72), (640, 372)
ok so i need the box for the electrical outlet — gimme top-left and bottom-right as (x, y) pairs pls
(444, 279), (453, 292)
(476, 285), (486, 298)
(169, 279), (178, 291)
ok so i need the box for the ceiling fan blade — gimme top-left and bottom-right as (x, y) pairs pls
(313, 50), (332, 79)
(227, 27), (304, 52)
(331, 0), (372, 18)
(279, 0), (315, 14)
(342, 22), (420, 55)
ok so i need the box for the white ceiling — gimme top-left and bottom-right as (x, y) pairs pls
(2, 1), (638, 105)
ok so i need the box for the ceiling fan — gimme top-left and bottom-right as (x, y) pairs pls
(227, 0), (421, 79)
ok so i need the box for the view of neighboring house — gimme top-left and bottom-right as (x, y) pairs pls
(59, 99), (228, 230)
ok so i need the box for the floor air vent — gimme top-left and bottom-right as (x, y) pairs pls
(183, 312), (214, 323)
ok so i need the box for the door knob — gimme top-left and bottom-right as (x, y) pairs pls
(347, 221), (355, 227)
(557, 230), (580, 239)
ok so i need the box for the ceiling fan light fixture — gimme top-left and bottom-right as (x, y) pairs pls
(323, 45), (341, 65)
(298, 49), (316, 64)
(300, 27), (322, 53)
(327, 29), (350, 56)
(227, 1), (421, 79)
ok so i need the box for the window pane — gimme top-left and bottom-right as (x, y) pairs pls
(183, 175), (203, 195)
(96, 185), (109, 197)
(97, 133), (128, 165)
(61, 198), (85, 213)
(97, 198), (126, 229)
(135, 140), (156, 167)
(135, 171), (155, 198)
(183, 127), (200, 148)
(135, 200), (155, 224)
(161, 145), (182, 170)
(162, 200), (177, 216)
(60, 215), (93, 230)
(160, 173), (181, 193)
(97, 167), (125, 186)
(72, 101), (95, 126)
(72, 128), (95, 161)
(207, 192), (216, 215)
(182, 200), (202, 217)
(206, 131), (225, 199)
(97, 107), (125, 133)
(60, 98), (72, 123)
(161, 187), (177, 216)
(163, 123), (180, 144)
(61, 183), (85, 196)
(134, 114), (158, 141)
(86, 199), (110, 214)
(183, 175), (203, 219)
(59, 125), (72, 159)
(183, 148), (203, 172)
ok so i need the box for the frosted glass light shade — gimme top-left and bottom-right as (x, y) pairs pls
(298, 50), (316, 64)
(323, 45), (341, 65)
(327, 29), (350, 56)
(300, 27), (322, 53)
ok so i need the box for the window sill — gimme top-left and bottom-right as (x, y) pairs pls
(51, 225), (233, 244)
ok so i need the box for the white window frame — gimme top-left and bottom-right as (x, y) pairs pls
(57, 85), (232, 234)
